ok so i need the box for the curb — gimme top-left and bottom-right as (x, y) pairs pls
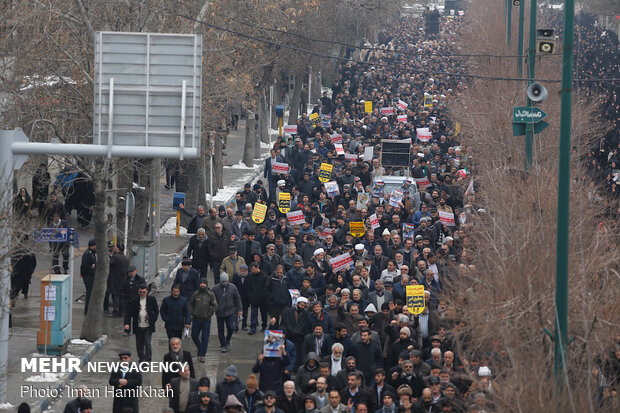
(32, 335), (109, 413)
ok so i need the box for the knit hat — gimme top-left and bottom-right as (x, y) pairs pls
(199, 278), (208, 285)
(224, 365), (238, 377)
(220, 272), (230, 282)
(240, 264), (248, 271)
(246, 374), (258, 389)
(397, 384), (412, 396)
(400, 327), (411, 337)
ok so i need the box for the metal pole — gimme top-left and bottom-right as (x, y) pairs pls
(150, 159), (160, 277)
(0, 141), (12, 403)
(68, 243), (74, 336)
(308, 65), (312, 110)
(507, 0), (512, 49)
(517, 0), (525, 77)
(210, 152), (213, 209)
(554, 0), (574, 405)
(269, 85), (273, 149)
(124, 194), (130, 256)
(524, 0), (537, 171)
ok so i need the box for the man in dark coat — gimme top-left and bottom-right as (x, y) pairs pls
(32, 162), (51, 216)
(162, 337), (196, 389)
(108, 244), (130, 317)
(108, 351), (142, 413)
(123, 284), (158, 362)
(207, 223), (229, 285)
(251, 346), (291, 394)
(10, 248), (36, 300)
(169, 364), (199, 413)
(160, 285), (191, 345)
(276, 381), (302, 413)
(174, 259), (201, 300)
(121, 266), (146, 335)
(179, 204), (207, 234)
(350, 328), (383, 386)
(186, 228), (210, 278)
(246, 263), (268, 335)
(79, 239), (97, 314)
(62, 385), (88, 413)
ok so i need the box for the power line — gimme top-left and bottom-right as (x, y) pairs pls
(177, 13), (620, 84)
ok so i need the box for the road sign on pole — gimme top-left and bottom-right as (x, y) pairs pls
(513, 106), (547, 123)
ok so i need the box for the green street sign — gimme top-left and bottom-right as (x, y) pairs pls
(512, 123), (526, 136)
(534, 120), (549, 134)
(513, 106), (547, 123)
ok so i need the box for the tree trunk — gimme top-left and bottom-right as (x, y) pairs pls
(288, 74), (302, 125)
(255, 97), (263, 158)
(260, 92), (269, 144)
(129, 160), (150, 243)
(272, 80), (283, 134)
(243, 112), (256, 167)
(181, 159), (203, 226)
(80, 158), (110, 341)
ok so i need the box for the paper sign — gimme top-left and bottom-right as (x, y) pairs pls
(365, 101), (373, 113)
(318, 163), (333, 183)
(264, 330), (284, 357)
(44, 286), (56, 301)
(318, 227), (333, 240)
(458, 10), (464, 16)
(278, 192), (291, 213)
(330, 253), (353, 272)
(439, 210), (456, 226)
(324, 181), (340, 197)
(330, 133), (342, 144)
(402, 223), (415, 239)
(272, 161), (289, 174)
(369, 213), (380, 229)
(309, 112), (319, 122)
(283, 125), (298, 135)
(397, 99), (408, 110)
(406, 285), (425, 315)
(389, 189), (404, 208)
(252, 202), (268, 224)
(356, 192), (369, 210)
(349, 222), (365, 238)
(380, 107), (394, 116)
(417, 127), (432, 143)
(344, 154), (358, 161)
(44, 306), (55, 321)
(397, 114), (408, 123)
(289, 289), (300, 302)
(415, 177), (431, 189)
(334, 143), (345, 156)
(286, 210), (305, 225)
(364, 146), (374, 160)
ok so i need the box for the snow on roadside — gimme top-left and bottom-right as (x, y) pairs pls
(25, 373), (60, 382)
(160, 217), (188, 236)
(70, 339), (91, 345)
(0, 403), (15, 409)
(224, 160), (259, 170)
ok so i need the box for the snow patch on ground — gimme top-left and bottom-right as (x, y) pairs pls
(0, 403), (15, 410)
(25, 373), (60, 382)
(169, 260), (183, 278)
(70, 339), (91, 345)
(207, 168), (261, 203)
(224, 160), (259, 170)
(160, 217), (188, 236)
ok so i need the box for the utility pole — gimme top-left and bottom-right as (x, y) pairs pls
(517, 0), (525, 77)
(524, 0), (537, 170)
(506, 0), (512, 49)
(553, 0), (575, 406)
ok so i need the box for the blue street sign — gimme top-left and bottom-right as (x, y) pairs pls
(33, 228), (68, 242)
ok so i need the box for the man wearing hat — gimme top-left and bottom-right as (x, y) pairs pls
(213, 273), (242, 352)
(231, 210), (251, 242)
(79, 239), (97, 315)
(222, 246), (246, 282)
(207, 222), (229, 285)
(109, 351), (142, 413)
(107, 243), (129, 317)
(124, 283), (158, 362)
(235, 374), (264, 413)
(174, 259), (201, 300)
(216, 365), (246, 407)
(186, 391), (217, 413)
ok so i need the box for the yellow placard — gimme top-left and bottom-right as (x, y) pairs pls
(252, 202), (268, 224)
(318, 163), (333, 183)
(349, 222), (365, 238)
(309, 112), (319, 122)
(365, 101), (373, 113)
(406, 285), (426, 315)
(424, 93), (433, 108)
(278, 192), (291, 213)
(455, 122), (461, 137)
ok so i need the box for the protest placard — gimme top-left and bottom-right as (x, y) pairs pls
(318, 163), (333, 183)
(380, 107), (394, 116)
(365, 101), (373, 113)
(369, 213), (380, 229)
(397, 99), (408, 110)
(329, 253), (353, 272)
(349, 222), (365, 238)
(264, 330), (284, 357)
(397, 114), (408, 123)
(286, 210), (305, 225)
(334, 143), (345, 156)
(252, 202), (268, 223)
(324, 181), (340, 197)
(415, 177), (431, 189)
(283, 125), (297, 135)
(272, 161), (289, 174)
(439, 210), (456, 226)
(364, 146), (374, 161)
(330, 133), (342, 144)
(389, 189), (403, 207)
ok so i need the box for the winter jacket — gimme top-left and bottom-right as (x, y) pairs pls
(222, 256), (246, 279)
(159, 295), (191, 330)
(213, 282), (242, 317)
(295, 352), (321, 394)
(208, 232), (230, 262)
(264, 275), (291, 307)
(108, 252), (129, 296)
(188, 287), (218, 321)
(251, 353), (292, 394)
(215, 380), (246, 410)
(174, 267), (201, 300)
(187, 234), (211, 268)
(245, 271), (267, 306)
(351, 340), (384, 385)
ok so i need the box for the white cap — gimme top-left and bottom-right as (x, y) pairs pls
(478, 366), (492, 377)
(355, 244), (365, 250)
(314, 248), (325, 256)
(364, 304), (377, 313)
(382, 228), (390, 236)
(296, 296), (308, 304)
(417, 152), (425, 158)
(381, 117), (388, 121)
(277, 180), (285, 186)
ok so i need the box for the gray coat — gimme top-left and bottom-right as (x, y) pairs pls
(212, 282), (242, 317)
(366, 290), (394, 311)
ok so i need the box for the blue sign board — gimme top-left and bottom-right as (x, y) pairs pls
(33, 228), (69, 242)
(173, 192), (186, 211)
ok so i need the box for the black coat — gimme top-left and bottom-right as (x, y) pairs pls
(124, 295), (159, 333)
(169, 377), (199, 412)
(122, 275), (146, 302)
(245, 271), (267, 305)
(187, 235), (210, 268)
(109, 252), (130, 295)
(174, 267), (201, 300)
(162, 350), (196, 388)
(79, 249), (96, 278)
(160, 295), (191, 331)
(108, 369), (142, 413)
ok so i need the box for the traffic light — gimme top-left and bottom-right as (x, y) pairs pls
(537, 40), (555, 54)
(512, 0), (520, 6)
